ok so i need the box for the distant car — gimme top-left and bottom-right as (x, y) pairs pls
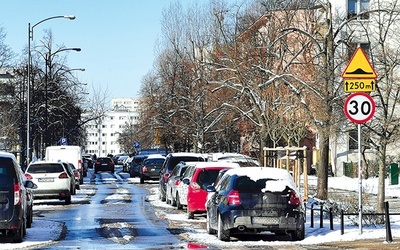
(94, 157), (115, 174)
(0, 151), (37, 243)
(184, 162), (240, 219)
(165, 161), (189, 206)
(123, 155), (134, 172)
(67, 163), (81, 191)
(159, 153), (206, 201)
(25, 161), (75, 205)
(117, 155), (129, 166)
(129, 155), (148, 177)
(206, 167), (305, 241)
(139, 154), (165, 184)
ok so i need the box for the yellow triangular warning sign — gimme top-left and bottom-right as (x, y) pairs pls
(342, 47), (377, 79)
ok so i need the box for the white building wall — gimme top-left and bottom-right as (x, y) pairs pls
(84, 98), (140, 157)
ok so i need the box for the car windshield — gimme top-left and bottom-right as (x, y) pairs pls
(27, 164), (64, 174)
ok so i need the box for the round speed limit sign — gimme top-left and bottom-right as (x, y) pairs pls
(344, 92), (376, 124)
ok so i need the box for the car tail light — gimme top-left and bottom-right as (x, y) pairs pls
(25, 173), (33, 179)
(96, 161), (101, 165)
(59, 172), (69, 179)
(289, 190), (301, 205)
(14, 184), (22, 205)
(190, 182), (201, 191)
(142, 166), (148, 173)
(74, 172), (79, 178)
(227, 190), (241, 205)
(174, 179), (180, 186)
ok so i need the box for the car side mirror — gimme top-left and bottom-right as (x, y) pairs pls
(206, 185), (216, 192)
(25, 180), (38, 189)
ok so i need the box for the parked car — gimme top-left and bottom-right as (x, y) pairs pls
(139, 154), (165, 184)
(123, 155), (134, 172)
(165, 161), (189, 206)
(184, 162), (240, 219)
(0, 151), (37, 242)
(129, 155), (148, 177)
(94, 157), (115, 174)
(159, 153), (206, 201)
(205, 167), (305, 241)
(25, 161), (74, 205)
(83, 156), (94, 169)
(67, 163), (81, 191)
(174, 162), (200, 210)
(117, 155), (129, 166)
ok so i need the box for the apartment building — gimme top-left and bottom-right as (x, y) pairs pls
(84, 98), (141, 157)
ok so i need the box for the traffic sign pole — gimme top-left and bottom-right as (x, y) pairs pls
(342, 47), (377, 235)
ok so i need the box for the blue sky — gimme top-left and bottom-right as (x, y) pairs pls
(0, 1), (189, 104)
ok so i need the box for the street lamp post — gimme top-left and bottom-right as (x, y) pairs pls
(27, 15), (75, 164)
(44, 48), (81, 151)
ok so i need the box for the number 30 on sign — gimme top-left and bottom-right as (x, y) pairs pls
(344, 92), (376, 124)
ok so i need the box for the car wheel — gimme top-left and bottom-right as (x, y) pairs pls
(65, 195), (72, 205)
(206, 212), (216, 234)
(27, 207), (33, 228)
(171, 195), (176, 207)
(140, 175), (144, 184)
(187, 210), (194, 220)
(291, 222), (305, 241)
(176, 193), (182, 210)
(217, 213), (230, 241)
(12, 220), (25, 243)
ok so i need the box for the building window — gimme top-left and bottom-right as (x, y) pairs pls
(348, 0), (369, 20)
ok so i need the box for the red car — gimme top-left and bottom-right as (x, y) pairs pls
(184, 162), (240, 219)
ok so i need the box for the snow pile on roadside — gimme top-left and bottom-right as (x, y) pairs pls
(0, 220), (64, 250)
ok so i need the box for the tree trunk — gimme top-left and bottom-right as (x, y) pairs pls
(317, 130), (329, 200)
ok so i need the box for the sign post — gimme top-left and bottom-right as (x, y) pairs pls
(342, 47), (377, 235)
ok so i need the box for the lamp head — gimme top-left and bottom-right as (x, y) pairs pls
(65, 15), (76, 20)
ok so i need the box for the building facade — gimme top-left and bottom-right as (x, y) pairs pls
(84, 98), (141, 157)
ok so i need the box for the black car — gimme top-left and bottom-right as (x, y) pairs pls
(0, 151), (37, 243)
(94, 157), (115, 174)
(206, 167), (305, 241)
(158, 153), (206, 201)
(129, 155), (148, 177)
(139, 155), (165, 184)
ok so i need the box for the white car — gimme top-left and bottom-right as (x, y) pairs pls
(25, 161), (75, 205)
(175, 163), (198, 209)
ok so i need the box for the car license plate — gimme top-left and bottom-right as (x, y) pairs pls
(151, 168), (156, 171)
(38, 178), (54, 182)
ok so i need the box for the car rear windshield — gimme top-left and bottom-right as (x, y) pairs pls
(27, 164), (65, 174)
(0, 157), (16, 187)
(97, 158), (111, 163)
(143, 158), (165, 165)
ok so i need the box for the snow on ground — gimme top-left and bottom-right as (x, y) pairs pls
(1, 175), (399, 249)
